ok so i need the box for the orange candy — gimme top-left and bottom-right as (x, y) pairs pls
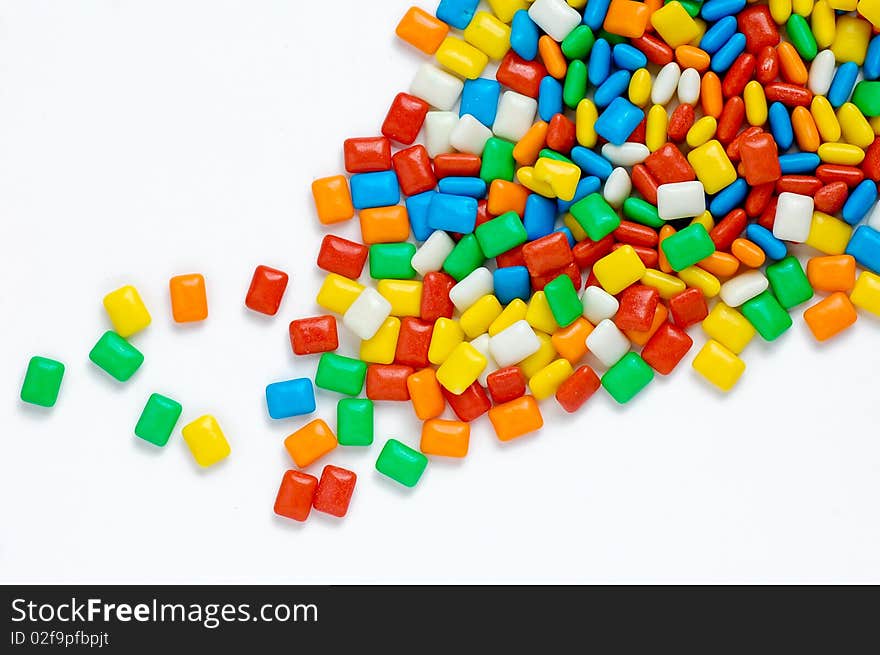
(803, 292), (858, 342)
(512, 121), (549, 166)
(701, 72), (723, 118)
(806, 255), (857, 292)
(312, 175), (355, 225)
(406, 368), (445, 420)
(395, 6), (449, 55)
(284, 419), (337, 468)
(359, 205), (410, 244)
(603, 0), (650, 39)
(776, 42), (808, 85)
(487, 179), (530, 216)
(698, 251), (740, 278)
(623, 303), (668, 346)
(538, 36), (567, 79)
(169, 273), (208, 323)
(731, 237), (766, 268)
(675, 46), (711, 72)
(420, 418), (470, 457)
(792, 106), (820, 152)
(551, 318), (594, 363)
(658, 225), (675, 273)
(488, 395), (544, 441)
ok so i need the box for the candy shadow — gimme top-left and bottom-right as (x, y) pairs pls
(17, 399), (57, 420)
(132, 435), (168, 458)
(373, 470), (421, 498)
(271, 513), (310, 532)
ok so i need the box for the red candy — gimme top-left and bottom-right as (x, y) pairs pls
(546, 113), (576, 154)
(641, 323), (693, 375)
(710, 209), (748, 251)
(317, 234), (369, 279)
(522, 232), (573, 276)
(555, 365), (601, 413)
(442, 382), (492, 422)
(716, 96), (745, 144)
(486, 366), (527, 404)
(312, 465), (357, 518)
(289, 315), (339, 355)
(667, 103), (695, 142)
(758, 196), (778, 231)
(726, 126), (762, 162)
(245, 265), (288, 316)
(343, 136), (392, 173)
(631, 34), (674, 66)
(382, 92), (429, 145)
(612, 243), (658, 269)
(629, 116), (647, 144)
(433, 152), (482, 178)
(739, 132), (781, 185)
(496, 51), (547, 98)
(420, 272), (456, 322)
(614, 220), (659, 248)
(615, 284), (660, 332)
(668, 287), (709, 328)
(775, 175), (821, 195)
(816, 164), (864, 187)
(274, 470), (318, 522)
(763, 83), (812, 106)
(531, 261), (581, 291)
(755, 45), (779, 84)
(644, 142), (695, 183)
(814, 181), (849, 214)
(722, 53), (756, 98)
(745, 183), (774, 217)
(862, 137), (880, 182)
(366, 364), (414, 401)
(395, 317), (434, 368)
(391, 145), (437, 196)
(496, 243), (527, 268)
(737, 5), (779, 53)
(631, 164), (660, 204)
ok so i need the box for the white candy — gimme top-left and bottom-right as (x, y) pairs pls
(489, 320), (541, 367)
(449, 267), (494, 312)
(527, 0), (581, 41)
(469, 334), (499, 386)
(585, 319), (629, 367)
(409, 63), (464, 111)
(867, 201), (880, 231)
(719, 271), (769, 307)
(411, 230), (455, 276)
(677, 68), (701, 105)
(449, 113), (493, 155)
(343, 288), (392, 341)
(808, 50), (836, 96)
(651, 62), (681, 106)
(603, 167), (631, 208)
(773, 192), (814, 243)
(582, 286), (619, 324)
(424, 111), (457, 157)
(657, 181), (706, 220)
(601, 142), (649, 166)
(493, 91), (538, 142)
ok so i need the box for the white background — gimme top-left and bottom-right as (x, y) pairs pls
(1, 0), (878, 584)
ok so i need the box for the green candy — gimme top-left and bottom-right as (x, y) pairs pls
(851, 81), (880, 117)
(563, 59), (587, 109)
(571, 193), (621, 241)
(601, 353), (654, 404)
(741, 291), (793, 341)
(676, 0), (702, 17)
(315, 352), (367, 396)
(561, 25), (595, 60)
(135, 393), (182, 447)
(622, 197), (664, 228)
(766, 256), (813, 310)
(89, 331), (144, 382)
(475, 211), (528, 258)
(336, 398), (374, 446)
(20, 356), (65, 407)
(443, 234), (485, 281)
(660, 223), (716, 271)
(786, 15), (817, 61)
(538, 148), (575, 164)
(597, 30), (627, 46)
(479, 137), (516, 183)
(369, 243), (416, 279)
(543, 274), (582, 328)
(375, 438), (428, 487)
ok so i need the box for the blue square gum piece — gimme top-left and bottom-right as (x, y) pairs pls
(265, 378), (316, 419)
(427, 192), (478, 233)
(350, 170), (400, 210)
(846, 226), (880, 274)
(592, 97), (643, 146)
(523, 194), (558, 240)
(436, 0), (479, 30)
(510, 10), (540, 60)
(405, 190), (436, 242)
(494, 266), (531, 305)
(460, 78), (501, 127)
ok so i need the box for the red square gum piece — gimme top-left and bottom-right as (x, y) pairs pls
(496, 243), (526, 268)
(668, 287), (709, 328)
(343, 136), (392, 173)
(555, 365), (601, 413)
(442, 382), (492, 422)
(737, 5), (779, 53)
(546, 113), (576, 154)
(382, 93), (429, 145)
(496, 50), (547, 98)
(612, 243), (658, 269)
(631, 164), (659, 204)
(289, 315), (339, 355)
(317, 234), (369, 279)
(274, 470), (318, 522)
(641, 323), (693, 375)
(394, 318), (434, 368)
(245, 265), (288, 315)
(366, 364), (414, 401)
(739, 132), (781, 185)
(433, 153), (482, 178)
(312, 465), (356, 518)
(486, 366), (527, 404)
(644, 143), (695, 184)
(420, 272), (456, 322)
(522, 232), (574, 276)
(392, 144), (437, 196)
(531, 262), (582, 291)
(614, 284), (660, 332)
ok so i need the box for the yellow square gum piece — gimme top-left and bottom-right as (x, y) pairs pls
(181, 415), (231, 467)
(806, 211), (853, 255)
(563, 212), (588, 241)
(435, 36), (489, 80)
(831, 15), (871, 64)
(463, 11), (511, 60)
(428, 318), (465, 365)
(519, 332), (557, 379)
(692, 339), (746, 392)
(436, 342), (487, 394)
(593, 245), (647, 295)
(533, 157), (582, 202)
(103, 285), (151, 338)
(701, 302), (755, 354)
(360, 317), (401, 364)
(316, 273), (364, 314)
(850, 271), (880, 316)
(460, 294), (504, 339)
(525, 291), (560, 334)
(516, 166), (557, 197)
(687, 139), (737, 194)
(489, 298), (528, 335)
(650, 1), (700, 48)
(690, 210), (715, 231)
(376, 279), (423, 317)
(528, 358), (574, 400)
(488, 0), (530, 22)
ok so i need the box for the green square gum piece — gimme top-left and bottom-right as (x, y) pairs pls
(543, 274), (582, 328)
(337, 398), (374, 446)
(570, 193), (621, 241)
(852, 81), (880, 117)
(442, 234), (485, 281)
(660, 223), (716, 271)
(375, 438), (428, 488)
(20, 356), (65, 407)
(479, 138), (516, 183)
(677, 0), (702, 18)
(89, 331), (144, 382)
(135, 393), (183, 447)
(741, 290), (793, 341)
(601, 353), (654, 404)
(538, 149), (575, 165)
(766, 256), (813, 310)
(369, 243), (417, 280)
(561, 25), (595, 60)
(474, 211), (528, 258)
(315, 352), (367, 396)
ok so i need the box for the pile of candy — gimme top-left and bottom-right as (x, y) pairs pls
(20, 0), (880, 523)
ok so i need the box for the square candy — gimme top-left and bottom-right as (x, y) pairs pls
(135, 393), (183, 446)
(181, 415), (231, 467)
(20, 356), (65, 407)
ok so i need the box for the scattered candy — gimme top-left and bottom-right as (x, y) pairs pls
(181, 415), (231, 467)
(20, 356), (65, 408)
(135, 393), (182, 446)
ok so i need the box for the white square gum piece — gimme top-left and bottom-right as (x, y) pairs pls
(492, 91), (538, 143)
(582, 286), (619, 324)
(488, 320), (541, 368)
(719, 271), (769, 307)
(424, 111), (457, 157)
(343, 287), (392, 341)
(657, 180), (707, 220)
(585, 319), (630, 368)
(528, 0), (581, 42)
(469, 334), (499, 386)
(409, 63), (464, 112)
(449, 114), (493, 155)
(411, 230), (456, 276)
(449, 267), (494, 312)
(773, 192), (814, 243)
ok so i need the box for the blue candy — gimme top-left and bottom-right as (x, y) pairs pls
(437, 176), (487, 198)
(494, 266), (531, 304)
(427, 193), (478, 233)
(510, 9), (540, 60)
(593, 70), (631, 108)
(700, 15), (737, 54)
(557, 176), (602, 213)
(746, 224), (787, 261)
(460, 78), (501, 127)
(710, 32), (746, 74)
(612, 43), (647, 71)
(405, 191), (436, 241)
(588, 39), (612, 87)
(538, 77), (564, 121)
(350, 171), (400, 210)
(554, 226), (576, 248)
(523, 194), (558, 240)
(778, 153), (820, 175)
(592, 97), (644, 147)
(828, 62), (859, 108)
(583, 0), (612, 30)
(701, 0), (746, 21)
(865, 35), (880, 81)
(846, 226), (880, 274)
(709, 178), (749, 217)
(768, 102), (794, 151)
(266, 379), (316, 420)
(842, 180), (878, 226)
(436, 0), (479, 30)
(571, 146), (615, 179)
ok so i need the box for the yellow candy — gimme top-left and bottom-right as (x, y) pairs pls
(743, 81), (768, 127)
(686, 116), (717, 147)
(827, 0), (857, 10)
(360, 317), (401, 364)
(810, 95), (841, 143)
(830, 16), (871, 65)
(519, 331), (557, 379)
(678, 266), (721, 297)
(806, 211), (853, 255)
(533, 157), (581, 201)
(463, 11), (511, 60)
(316, 273), (364, 314)
(859, 0), (880, 29)
(181, 415), (231, 468)
(817, 142), (865, 165)
(769, 0), (792, 23)
(837, 103), (874, 148)
(376, 279), (422, 317)
(850, 270), (880, 316)
(528, 358), (574, 400)
(103, 285), (151, 338)
(435, 342), (487, 394)
(489, 298), (528, 335)
(646, 104), (668, 152)
(650, 1), (700, 48)
(687, 139), (737, 194)
(811, 0), (836, 49)
(460, 294), (503, 339)
(525, 291), (560, 334)
(516, 166), (556, 196)
(487, 0), (529, 22)
(690, 210), (715, 232)
(563, 212), (588, 241)
(871, 115), (880, 135)
(701, 302), (755, 354)
(593, 245), (647, 295)
(628, 68), (652, 107)
(792, 0), (813, 15)
(641, 269), (687, 299)
(567, 0), (589, 9)
(692, 340), (746, 392)
(435, 36), (489, 79)
(575, 99), (598, 147)
(690, 18), (707, 46)
(428, 317), (464, 365)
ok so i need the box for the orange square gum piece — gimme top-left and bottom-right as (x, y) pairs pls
(603, 0), (650, 39)
(395, 7), (449, 55)
(806, 255), (857, 292)
(406, 368), (445, 420)
(488, 395), (544, 442)
(487, 180), (530, 216)
(359, 205), (410, 244)
(551, 318), (594, 364)
(420, 419), (470, 458)
(169, 273), (208, 323)
(312, 175), (354, 225)
(803, 292), (858, 342)
(623, 304), (668, 346)
(284, 419), (338, 468)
